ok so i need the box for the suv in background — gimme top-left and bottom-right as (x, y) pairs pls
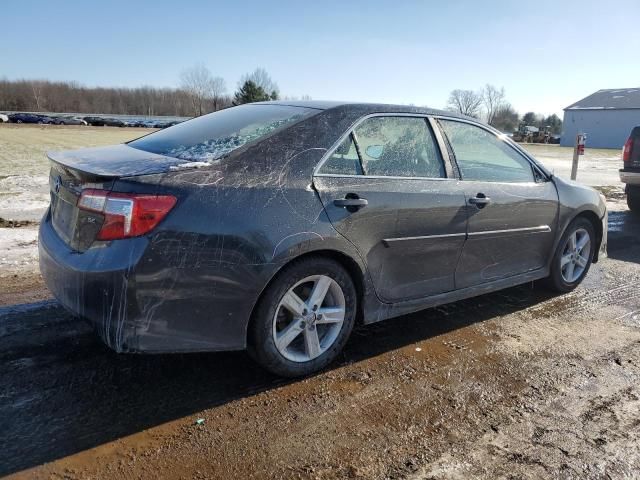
(620, 126), (640, 212)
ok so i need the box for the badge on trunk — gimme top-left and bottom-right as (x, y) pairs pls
(54, 175), (62, 194)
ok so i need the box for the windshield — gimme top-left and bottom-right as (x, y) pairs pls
(128, 104), (317, 162)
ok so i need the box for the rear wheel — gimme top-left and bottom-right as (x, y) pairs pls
(248, 257), (357, 377)
(627, 185), (640, 212)
(544, 217), (595, 293)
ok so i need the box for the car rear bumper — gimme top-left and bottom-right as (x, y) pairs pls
(619, 169), (640, 185)
(39, 211), (148, 351)
(39, 211), (259, 353)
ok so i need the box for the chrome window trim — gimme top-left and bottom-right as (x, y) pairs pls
(313, 173), (458, 181)
(433, 115), (551, 181)
(313, 112), (450, 180)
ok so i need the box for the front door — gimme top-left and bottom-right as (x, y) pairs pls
(437, 118), (558, 289)
(313, 115), (468, 302)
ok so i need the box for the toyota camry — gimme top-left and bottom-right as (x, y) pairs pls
(39, 101), (607, 377)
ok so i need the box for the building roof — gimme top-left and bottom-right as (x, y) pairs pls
(565, 88), (640, 110)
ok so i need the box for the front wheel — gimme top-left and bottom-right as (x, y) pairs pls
(248, 257), (357, 377)
(544, 217), (595, 293)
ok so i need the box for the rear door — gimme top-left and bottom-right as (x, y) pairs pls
(436, 118), (558, 289)
(313, 115), (468, 302)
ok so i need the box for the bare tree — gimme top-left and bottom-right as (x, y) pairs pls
(240, 68), (279, 99)
(180, 64), (220, 116)
(491, 103), (519, 132)
(210, 76), (227, 112)
(482, 84), (506, 126)
(447, 89), (483, 118)
(31, 80), (47, 111)
(0, 77), (232, 116)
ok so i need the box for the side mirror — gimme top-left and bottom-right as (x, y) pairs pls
(365, 144), (384, 159)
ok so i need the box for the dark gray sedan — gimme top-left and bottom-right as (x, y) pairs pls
(39, 102), (607, 377)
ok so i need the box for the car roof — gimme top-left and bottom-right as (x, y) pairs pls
(253, 100), (470, 120)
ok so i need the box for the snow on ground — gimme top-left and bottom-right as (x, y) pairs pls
(0, 226), (39, 277)
(0, 175), (50, 222)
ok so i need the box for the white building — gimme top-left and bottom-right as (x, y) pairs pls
(561, 88), (640, 149)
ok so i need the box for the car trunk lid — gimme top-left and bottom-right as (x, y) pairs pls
(47, 144), (185, 251)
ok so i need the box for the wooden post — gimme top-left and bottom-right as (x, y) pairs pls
(571, 133), (585, 180)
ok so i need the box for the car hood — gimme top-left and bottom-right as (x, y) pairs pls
(47, 144), (192, 177)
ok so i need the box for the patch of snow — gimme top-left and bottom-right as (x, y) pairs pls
(0, 175), (49, 222)
(0, 226), (40, 276)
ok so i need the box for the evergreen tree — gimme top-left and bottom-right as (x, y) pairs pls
(543, 114), (563, 134)
(233, 80), (271, 105)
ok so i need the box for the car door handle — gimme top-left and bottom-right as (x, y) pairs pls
(468, 194), (491, 208)
(333, 197), (368, 208)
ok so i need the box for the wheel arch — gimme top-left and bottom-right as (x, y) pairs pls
(563, 209), (603, 263)
(246, 249), (367, 347)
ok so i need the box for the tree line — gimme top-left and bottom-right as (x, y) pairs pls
(1, 70), (562, 134)
(0, 66), (301, 117)
(447, 85), (562, 134)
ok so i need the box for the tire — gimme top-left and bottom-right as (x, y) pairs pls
(627, 186), (640, 213)
(248, 256), (357, 377)
(544, 217), (595, 293)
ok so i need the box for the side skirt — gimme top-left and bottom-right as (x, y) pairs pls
(362, 268), (549, 325)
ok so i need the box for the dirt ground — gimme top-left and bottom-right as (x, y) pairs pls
(1, 127), (638, 479)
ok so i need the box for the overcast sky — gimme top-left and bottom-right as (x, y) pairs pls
(2, 0), (639, 116)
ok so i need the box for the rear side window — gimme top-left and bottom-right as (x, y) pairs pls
(439, 120), (534, 183)
(320, 134), (363, 175)
(128, 104), (317, 162)
(354, 117), (445, 178)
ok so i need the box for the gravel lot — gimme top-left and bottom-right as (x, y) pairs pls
(1, 126), (638, 479)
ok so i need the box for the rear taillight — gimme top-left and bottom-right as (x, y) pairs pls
(78, 189), (176, 240)
(623, 137), (633, 164)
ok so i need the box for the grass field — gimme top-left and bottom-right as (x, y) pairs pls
(0, 124), (156, 221)
(0, 124), (623, 221)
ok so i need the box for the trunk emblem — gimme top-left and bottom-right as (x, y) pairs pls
(54, 176), (62, 194)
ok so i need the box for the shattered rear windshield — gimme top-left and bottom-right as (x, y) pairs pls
(128, 104), (317, 162)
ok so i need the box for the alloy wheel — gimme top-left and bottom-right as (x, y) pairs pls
(272, 275), (346, 363)
(560, 227), (591, 283)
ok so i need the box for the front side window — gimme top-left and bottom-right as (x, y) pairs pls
(320, 134), (363, 175)
(129, 104), (317, 162)
(439, 120), (534, 183)
(353, 116), (445, 178)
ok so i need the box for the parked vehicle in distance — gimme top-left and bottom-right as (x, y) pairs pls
(83, 116), (125, 127)
(620, 126), (640, 212)
(39, 101), (607, 377)
(123, 119), (145, 127)
(0, 113), (9, 123)
(54, 116), (87, 126)
(37, 115), (55, 124)
(9, 113), (47, 124)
